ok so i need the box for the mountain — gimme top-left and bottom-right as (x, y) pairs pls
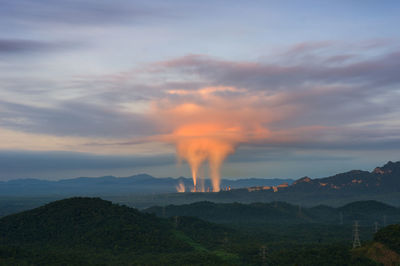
(0, 197), (189, 252)
(0, 174), (293, 196)
(352, 224), (400, 265)
(0, 197), (237, 265)
(287, 161), (400, 193)
(1, 161), (399, 212)
(229, 161), (400, 196)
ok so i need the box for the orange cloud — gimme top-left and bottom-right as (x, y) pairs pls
(152, 86), (272, 192)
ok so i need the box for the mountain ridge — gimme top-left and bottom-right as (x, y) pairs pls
(287, 161), (400, 193)
(0, 174), (294, 196)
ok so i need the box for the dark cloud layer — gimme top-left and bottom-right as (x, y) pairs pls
(0, 39), (78, 54)
(0, 148), (357, 181)
(0, 100), (154, 138)
(0, 150), (174, 180)
(153, 49), (400, 92)
(0, 0), (175, 27)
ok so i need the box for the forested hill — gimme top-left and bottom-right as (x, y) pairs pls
(0, 197), (188, 252)
(352, 224), (400, 265)
(0, 197), (238, 265)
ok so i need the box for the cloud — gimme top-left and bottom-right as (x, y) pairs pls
(150, 46), (400, 92)
(1, 41), (400, 157)
(0, 39), (77, 54)
(137, 43), (400, 154)
(0, 0), (176, 27)
(0, 100), (154, 138)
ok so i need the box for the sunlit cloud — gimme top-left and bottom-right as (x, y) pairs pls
(149, 84), (332, 191)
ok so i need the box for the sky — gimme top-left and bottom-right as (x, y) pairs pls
(1, 0), (400, 180)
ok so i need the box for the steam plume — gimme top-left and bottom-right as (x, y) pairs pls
(176, 181), (185, 192)
(153, 86), (270, 192)
(175, 131), (235, 192)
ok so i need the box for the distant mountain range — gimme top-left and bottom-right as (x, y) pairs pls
(0, 174), (293, 196)
(1, 161), (399, 209)
(124, 161), (400, 208)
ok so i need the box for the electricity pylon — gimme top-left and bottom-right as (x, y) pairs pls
(222, 232), (229, 249)
(260, 245), (267, 265)
(174, 216), (179, 228)
(352, 221), (361, 248)
(374, 221), (379, 233)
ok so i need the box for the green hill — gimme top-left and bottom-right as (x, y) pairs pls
(0, 197), (237, 265)
(374, 224), (400, 254)
(339, 200), (397, 214)
(0, 197), (190, 252)
(352, 224), (400, 265)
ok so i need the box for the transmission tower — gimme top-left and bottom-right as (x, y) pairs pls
(374, 221), (379, 233)
(222, 232), (229, 249)
(174, 216), (179, 228)
(259, 245), (267, 265)
(352, 221), (361, 248)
